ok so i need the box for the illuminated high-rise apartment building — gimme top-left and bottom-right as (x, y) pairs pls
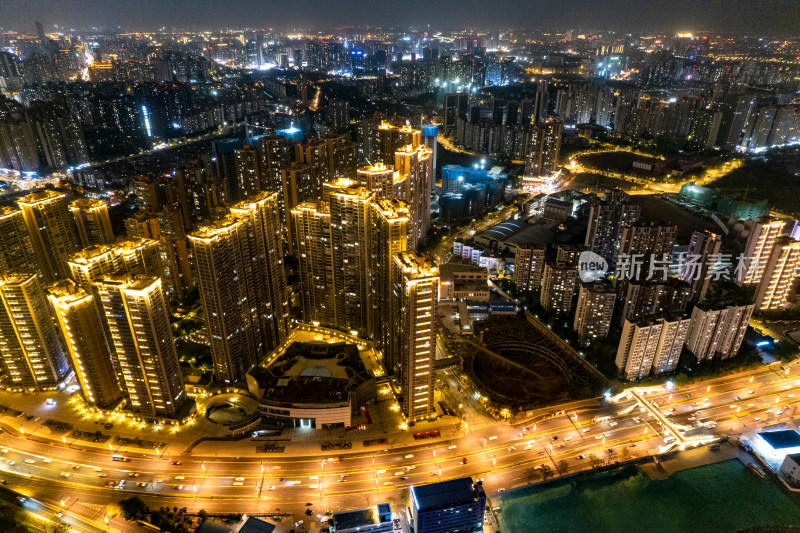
(395, 144), (433, 250)
(46, 281), (123, 410)
(615, 315), (690, 380)
(325, 179), (373, 334)
(189, 192), (288, 383)
(94, 275), (188, 419)
(369, 198), (409, 351)
(523, 120), (562, 177)
(292, 200), (336, 326)
(753, 237), (800, 310)
(0, 274), (69, 391)
(573, 281), (616, 345)
(17, 190), (79, 282)
(0, 207), (39, 277)
(228, 191), (289, 350)
(743, 217), (787, 286)
(389, 252), (438, 421)
(540, 261), (577, 315)
(67, 238), (167, 294)
(69, 198), (114, 248)
(233, 144), (261, 201)
(685, 303), (755, 361)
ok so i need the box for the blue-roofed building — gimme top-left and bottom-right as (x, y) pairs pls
(410, 477), (486, 533)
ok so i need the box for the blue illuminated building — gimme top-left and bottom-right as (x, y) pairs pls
(438, 163), (507, 221)
(409, 477), (486, 533)
(276, 123), (303, 142)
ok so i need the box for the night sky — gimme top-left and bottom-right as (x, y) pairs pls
(1, 0), (799, 34)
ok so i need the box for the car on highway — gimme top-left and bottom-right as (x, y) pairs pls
(577, 454), (585, 460)
(400, 476), (408, 480)
(551, 436), (558, 441)
(309, 475), (320, 479)
(232, 482), (243, 486)
(235, 477), (245, 481)
(97, 473), (108, 478)
(448, 444), (457, 450)
(111, 455), (128, 462)
(42, 459), (51, 464)
(488, 435), (498, 440)
(460, 458), (468, 465)
(174, 476), (184, 480)
(128, 473), (139, 477)
(137, 482), (147, 487)
(404, 454), (414, 459)
(538, 451), (545, 456)
(72, 464), (80, 470)
(171, 461), (182, 465)
(23, 459), (34, 464)
(60, 472), (70, 478)
(7, 461), (14, 466)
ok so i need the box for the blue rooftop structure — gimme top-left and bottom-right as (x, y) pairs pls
(758, 430), (800, 450)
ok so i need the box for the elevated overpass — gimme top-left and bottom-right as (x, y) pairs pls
(610, 386), (718, 452)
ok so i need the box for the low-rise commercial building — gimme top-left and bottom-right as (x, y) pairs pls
(410, 477), (485, 533)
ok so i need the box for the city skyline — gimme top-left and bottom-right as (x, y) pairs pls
(0, 5), (799, 532)
(0, 0), (798, 34)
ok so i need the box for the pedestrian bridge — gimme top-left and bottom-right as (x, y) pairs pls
(609, 386), (719, 452)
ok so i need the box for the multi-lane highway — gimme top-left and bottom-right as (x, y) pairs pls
(0, 362), (798, 530)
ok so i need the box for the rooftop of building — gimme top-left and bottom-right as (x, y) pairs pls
(759, 430), (800, 450)
(395, 251), (438, 278)
(332, 506), (389, 530)
(476, 218), (556, 247)
(439, 263), (488, 279)
(411, 477), (483, 510)
(17, 189), (65, 205)
(232, 516), (276, 533)
(69, 197), (106, 208)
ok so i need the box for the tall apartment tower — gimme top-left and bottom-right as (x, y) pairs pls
(0, 274), (69, 390)
(47, 281), (123, 410)
(189, 192), (288, 383)
(753, 237), (800, 310)
(685, 303), (754, 361)
(615, 315), (690, 380)
(233, 144), (261, 202)
(324, 179), (373, 335)
(67, 238), (166, 293)
(69, 198), (114, 248)
(17, 190), (79, 282)
(618, 223), (677, 260)
(584, 189), (641, 268)
(682, 230), (722, 302)
(390, 252), (438, 421)
(395, 144), (433, 250)
(254, 134), (290, 193)
(573, 281), (616, 345)
(229, 191), (289, 350)
(0, 207), (39, 276)
(292, 200), (336, 326)
(94, 275), (188, 419)
(540, 261), (577, 314)
(743, 218), (787, 287)
(513, 244), (547, 291)
(523, 120), (563, 177)
(369, 198), (409, 352)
